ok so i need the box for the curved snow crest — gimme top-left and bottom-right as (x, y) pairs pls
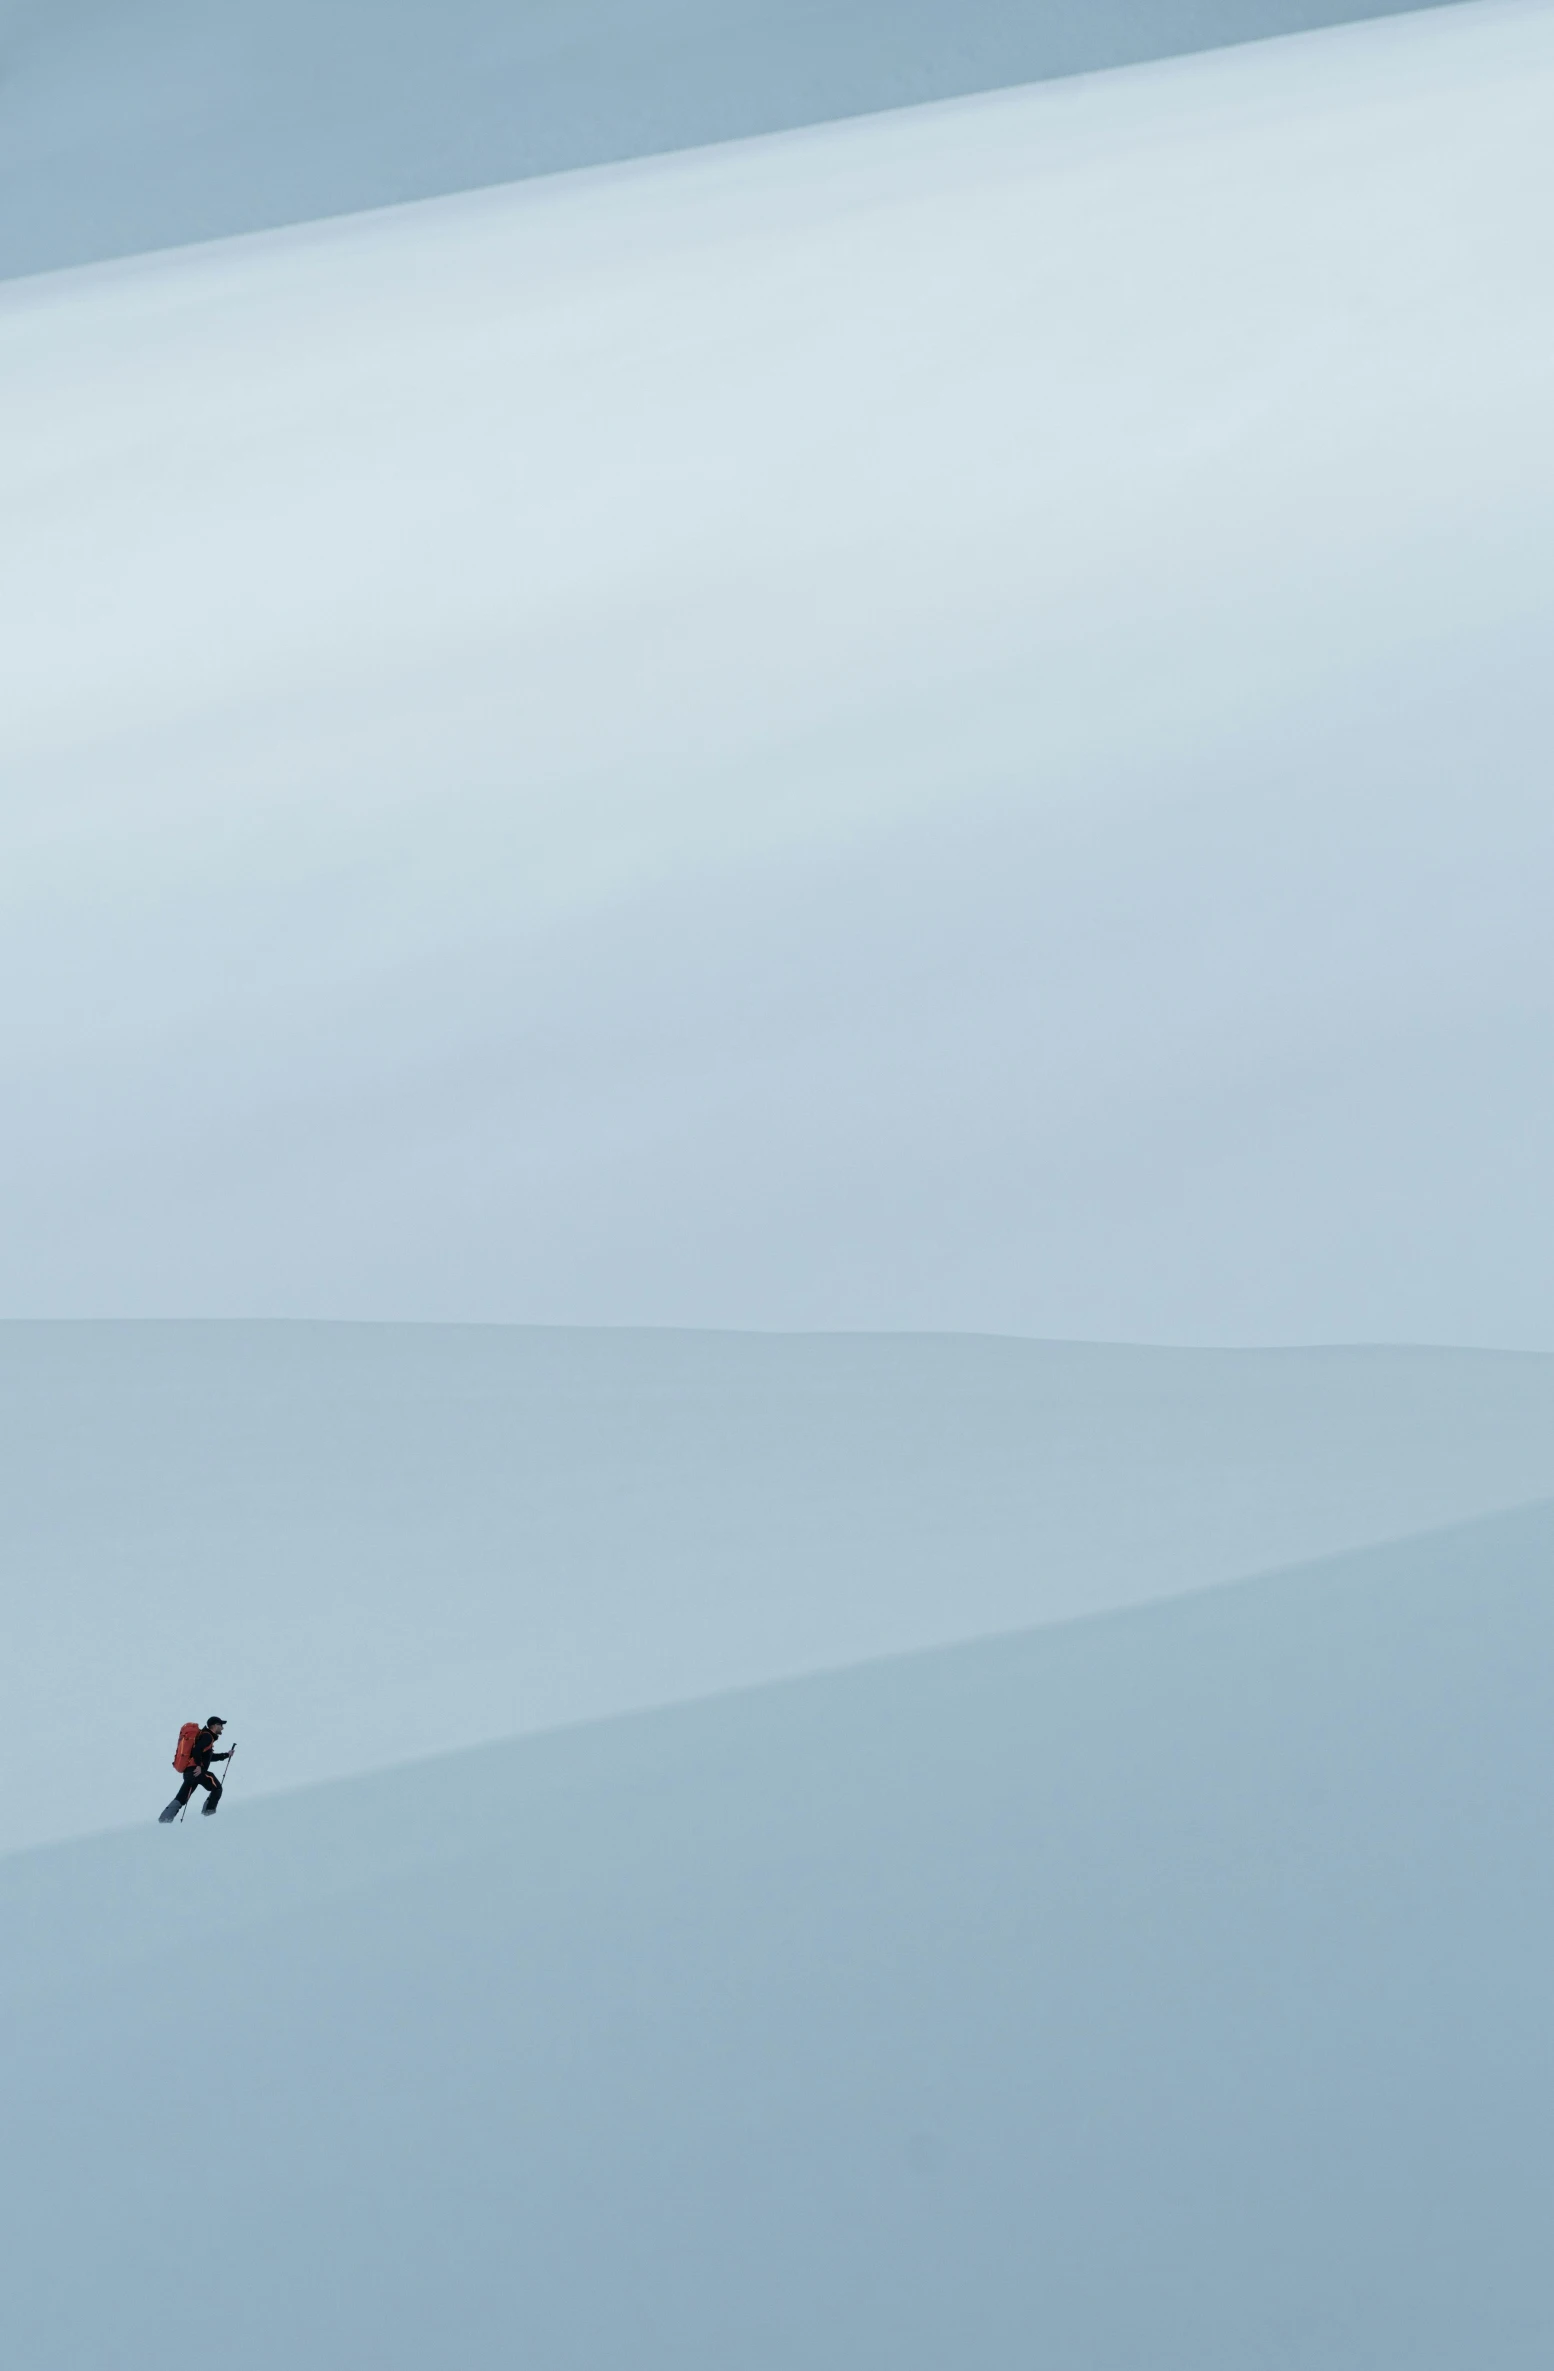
(0, 0), (1469, 282)
(3, 1), (1554, 1347)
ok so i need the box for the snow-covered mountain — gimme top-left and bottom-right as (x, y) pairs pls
(0, 0), (1462, 279)
(3, 0), (1551, 1345)
(3, 5), (1551, 2358)
(5, 1498), (1553, 2368)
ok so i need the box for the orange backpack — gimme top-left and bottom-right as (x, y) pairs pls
(173, 1722), (201, 1772)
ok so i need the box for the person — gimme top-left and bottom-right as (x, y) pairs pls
(159, 1716), (233, 1822)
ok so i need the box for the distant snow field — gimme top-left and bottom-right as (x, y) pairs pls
(3, 0), (1553, 1344)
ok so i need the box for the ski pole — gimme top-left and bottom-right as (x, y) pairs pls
(179, 1740), (235, 1823)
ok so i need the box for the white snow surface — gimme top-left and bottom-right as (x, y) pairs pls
(6, 1321), (1554, 1857)
(5, 1499), (1554, 2367)
(3, 0), (1554, 1345)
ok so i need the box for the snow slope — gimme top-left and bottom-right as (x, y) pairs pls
(0, 0), (1461, 279)
(3, 2), (1553, 1345)
(5, 1498), (1553, 2368)
(6, 1321), (1554, 1857)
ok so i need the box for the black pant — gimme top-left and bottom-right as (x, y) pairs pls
(173, 1766), (222, 1810)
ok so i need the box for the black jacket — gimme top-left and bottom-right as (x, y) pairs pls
(190, 1727), (229, 1772)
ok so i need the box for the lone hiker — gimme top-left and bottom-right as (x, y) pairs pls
(159, 1716), (234, 1823)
